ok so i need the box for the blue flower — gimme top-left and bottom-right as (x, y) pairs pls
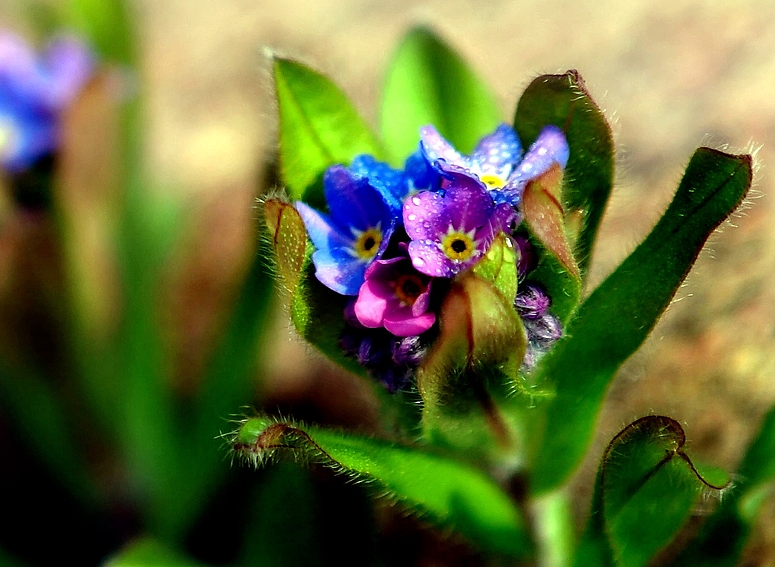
(296, 165), (397, 295)
(0, 32), (93, 172)
(420, 123), (570, 206)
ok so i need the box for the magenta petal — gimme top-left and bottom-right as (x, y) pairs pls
(411, 280), (433, 317)
(354, 279), (391, 328)
(384, 309), (436, 337)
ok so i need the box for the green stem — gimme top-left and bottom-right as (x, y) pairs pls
(533, 490), (576, 567)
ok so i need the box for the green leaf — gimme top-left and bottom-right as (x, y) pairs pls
(380, 26), (501, 165)
(527, 148), (752, 494)
(274, 58), (384, 202)
(574, 417), (730, 567)
(472, 233), (519, 304)
(232, 416), (532, 558)
(104, 538), (207, 567)
(63, 0), (135, 64)
(672, 402), (775, 566)
(514, 70), (614, 279)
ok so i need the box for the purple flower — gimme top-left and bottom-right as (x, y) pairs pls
(354, 255), (435, 337)
(420, 123), (570, 206)
(402, 169), (516, 278)
(296, 165), (396, 295)
(0, 32), (93, 172)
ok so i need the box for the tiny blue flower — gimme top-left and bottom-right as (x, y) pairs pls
(0, 32), (93, 172)
(296, 165), (396, 295)
(420, 123), (570, 206)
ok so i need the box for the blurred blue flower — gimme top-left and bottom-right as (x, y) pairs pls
(0, 32), (93, 172)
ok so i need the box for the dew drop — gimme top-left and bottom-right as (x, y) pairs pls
(537, 147), (548, 156)
(522, 163), (533, 171)
(413, 257), (425, 267)
(412, 196), (422, 206)
(407, 214), (417, 221)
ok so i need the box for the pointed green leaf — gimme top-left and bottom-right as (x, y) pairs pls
(232, 416), (532, 558)
(574, 417), (730, 567)
(274, 58), (384, 202)
(514, 70), (614, 278)
(380, 26), (501, 165)
(528, 148), (752, 494)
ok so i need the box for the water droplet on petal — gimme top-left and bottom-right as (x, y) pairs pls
(413, 257), (425, 267)
(407, 214), (417, 221)
(538, 147), (548, 156)
(412, 196), (421, 206)
(522, 163), (533, 171)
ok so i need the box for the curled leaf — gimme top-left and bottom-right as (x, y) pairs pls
(514, 70), (614, 278)
(575, 416), (731, 567)
(232, 416), (532, 558)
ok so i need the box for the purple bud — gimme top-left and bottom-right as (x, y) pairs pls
(391, 335), (427, 367)
(515, 283), (551, 319)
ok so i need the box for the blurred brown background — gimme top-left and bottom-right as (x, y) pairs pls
(3, 0), (775, 560)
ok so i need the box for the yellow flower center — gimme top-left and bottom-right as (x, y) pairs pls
(393, 273), (426, 306)
(442, 231), (477, 261)
(479, 174), (506, 190)
(353, 227), (382, 260)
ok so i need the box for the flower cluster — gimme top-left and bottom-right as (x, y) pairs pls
(297, 123), (568, 391)
(0, 31), (93, 173)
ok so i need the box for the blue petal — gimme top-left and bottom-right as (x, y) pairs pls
(470, 123), (522, 180)
(420, 125), (467, 170)
(501, 125), (570, 205)
(324, 165), (392, 232)
(295, 201), (353, 252)
(350, 154), (408, 215)
(311, 248), (368, 295)
(404, 148), (440, 192)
